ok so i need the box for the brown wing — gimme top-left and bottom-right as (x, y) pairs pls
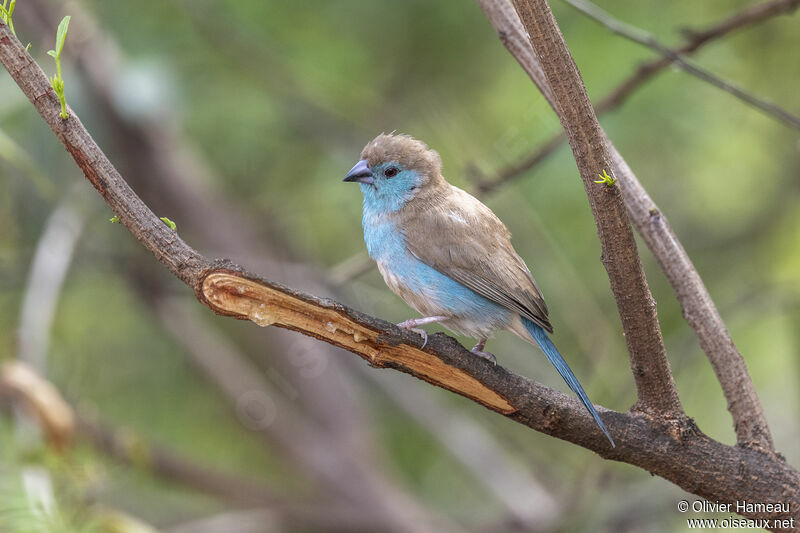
(398, 185), (553, 333)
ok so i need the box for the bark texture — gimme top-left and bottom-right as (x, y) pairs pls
(479, 0), (775, 451)
(510, 0), (682, 416)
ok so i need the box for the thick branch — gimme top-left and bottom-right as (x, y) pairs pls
(510, 0), (681, 415)
(608, 149), (775, 449)
(479, 0), (774, 450)
(1, 20), (797, 527)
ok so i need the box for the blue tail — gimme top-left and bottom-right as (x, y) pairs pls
(524, 318), (615, 447)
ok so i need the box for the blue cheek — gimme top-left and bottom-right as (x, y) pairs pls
(360, 168), (419, 213)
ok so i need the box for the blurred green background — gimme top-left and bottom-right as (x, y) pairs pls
(0, 0), (798, 531)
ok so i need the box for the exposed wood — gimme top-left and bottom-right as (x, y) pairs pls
(202, 272), (516, 414)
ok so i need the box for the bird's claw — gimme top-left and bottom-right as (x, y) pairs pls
(415, 328), (428, 349)
(471, 347), (497, 365)
(396, 322), (429, 348)
(397, 316), (447, 349)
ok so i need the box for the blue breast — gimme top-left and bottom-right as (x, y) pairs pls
(361, 203), (510, 327)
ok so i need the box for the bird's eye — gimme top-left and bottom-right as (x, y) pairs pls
(384, 166), (399, 178)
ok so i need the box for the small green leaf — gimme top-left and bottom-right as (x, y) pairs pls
(47, 50), (56, 58)
(25, 43), (30, 52)
(594, 169), (617, 187)
(54, 16), (70, 59)
(8, 0), (14, 16)
(160, 216), (177, 231)
(109, 215), (120, 223)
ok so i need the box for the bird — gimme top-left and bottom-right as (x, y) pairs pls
(343, 133), (614, 446)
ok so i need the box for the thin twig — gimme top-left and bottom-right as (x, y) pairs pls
(478, 0), (800, 193)
(475, 130), (566, 195)
(562, 0), (800, 130)
(680, 0), (800, 46)
(1, 19), (796, 525)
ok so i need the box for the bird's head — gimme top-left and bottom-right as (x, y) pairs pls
(343, 133), (443, 212)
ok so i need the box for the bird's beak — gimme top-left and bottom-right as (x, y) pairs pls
(343, 159), (374, 185)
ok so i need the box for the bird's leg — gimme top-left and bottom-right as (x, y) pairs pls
(471, 338), (497, 365)
(396, 315), (448, 349)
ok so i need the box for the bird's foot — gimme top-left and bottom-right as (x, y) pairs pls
(396, 316), (448, 349)
(471, 338), (496, 365)
(404, 327), (429, 348)
(471, 347), (497, 365)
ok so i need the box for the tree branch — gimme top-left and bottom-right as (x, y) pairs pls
(477, 0), (800, 194)
(76, 413), (280, 508)
(33, 6), (564, 522)
(562, 0), (800, 130)
(607, 148), (775, 449)
(509, 0), (682, 416)
(1, 19), (797, 528)
(475, 130), (566, 195)
(79, 411), (399, 532)
(680, 0), (800, 47)
(478, 0), (774, 450)
(0, 361), (395, 532)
